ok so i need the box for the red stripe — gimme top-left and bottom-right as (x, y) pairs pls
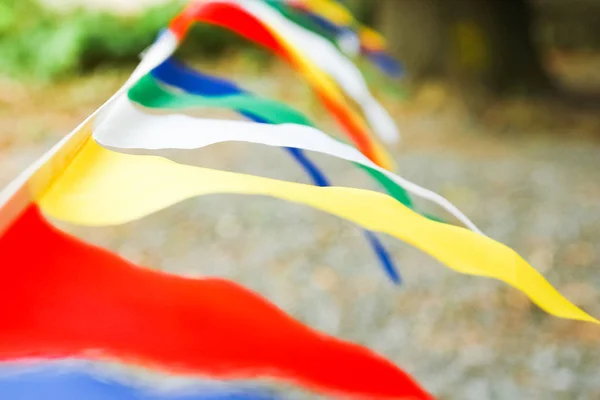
(0, 205), (431, 399)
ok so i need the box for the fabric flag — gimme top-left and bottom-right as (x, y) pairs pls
(2, 32), (596, 326)
(19, 36), (593, 325)
(261, 0), (341, 45)
(286, 0), (404, 77)
(0, 34), (431, 399)
(0, 205), (430, 399)
(261, 0), (362, 60)
(148, 57), (401, 283)
(150, 58), (416, 210)
(107, 71), (480, 233)
(288, 0), (380, 50)
(34, 132), (596, 325)
(289, 0), (354, 27)
(113, 34), (475, 233)
(0, 14), (598, 400)
(286, 0), (359, 52)
(169, 0), (397, 166)
(232, 0), (401, 144)
(148, 57), (444, 227)
(0, 366), (279, 400)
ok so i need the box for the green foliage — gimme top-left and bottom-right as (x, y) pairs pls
(0, 0), (254, 81)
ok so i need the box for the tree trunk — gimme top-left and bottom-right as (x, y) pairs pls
(373, 0), (553, 96)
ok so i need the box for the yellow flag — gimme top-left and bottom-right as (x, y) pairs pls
(39, 139), (597, 325)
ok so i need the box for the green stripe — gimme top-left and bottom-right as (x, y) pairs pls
(359, 166), (413, 207)
(128, 74), (417, 211)
(129, 75), (313, 126)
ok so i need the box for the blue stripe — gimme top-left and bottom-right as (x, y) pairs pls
(150, 58), (401, 284)
(303, 12), (346, 35)
(0, 369), (278, 400)
(365, 51), (405, 78)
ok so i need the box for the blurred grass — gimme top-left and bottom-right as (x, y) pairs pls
(0, 0), (410, 101)
(0, 0), (258, 81)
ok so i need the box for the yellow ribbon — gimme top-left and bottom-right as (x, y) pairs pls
(359, 27), (387, 51)
(298, 0), (355, 26)
(38, 138), (597, 325)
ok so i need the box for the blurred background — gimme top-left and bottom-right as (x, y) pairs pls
(1, 0), (600, 399)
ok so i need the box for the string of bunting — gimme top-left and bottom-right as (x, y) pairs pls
(0, 1), (595, 399)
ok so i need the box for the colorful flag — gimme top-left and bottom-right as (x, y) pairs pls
(286, 0), (405, 77)
(146, 57), (401, 283)
(0, 205), (429, 399)
(170, 0), (396, 166)
(0, 29), (433, 400)
(1, 3), (598, 400)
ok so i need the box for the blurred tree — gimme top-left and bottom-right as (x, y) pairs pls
(373, 0), (553, 96)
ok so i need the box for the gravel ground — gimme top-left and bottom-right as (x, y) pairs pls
(1, 58), (600, 399)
